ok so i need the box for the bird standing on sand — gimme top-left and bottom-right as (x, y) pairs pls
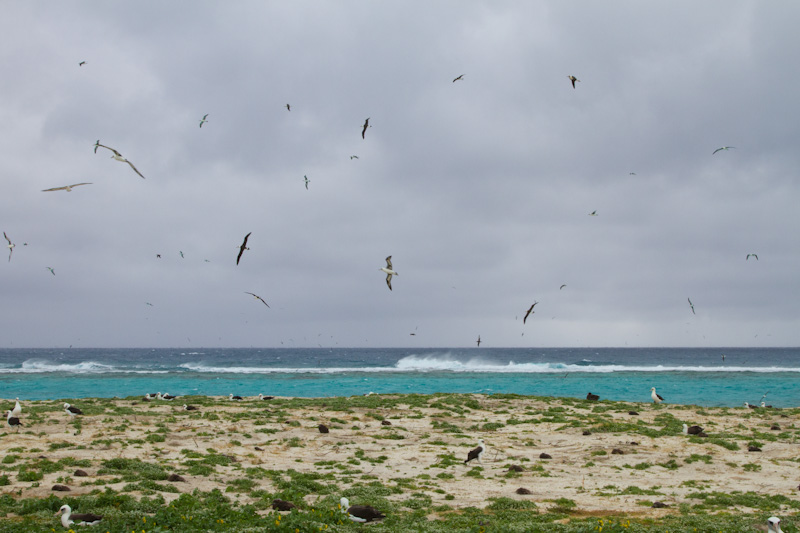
(340, 497), (385, 523)
(523, 302), (538, 324)
(64, 403), (83, 417)
(361, 117), (370, 139)
(650, 387), (664, 404)
(712, 146), (735, 155)
(568, 75), (580, 88)
(56, 505), (103, 527)
(41, 182), (92, 192)
(245, 292), (270, 308)
(465, 439), (486, 464)
(6, 410), (22, 430)
(199, 114), (209, 128)
(4, 232), (15, 262)
(10, 398), (21, 418)
(236, 232), (251, 265)
(93, 141), (146, 179)
(380, 256), (398, 291)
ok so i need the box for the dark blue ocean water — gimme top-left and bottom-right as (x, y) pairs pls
(0, 347), (798, 407)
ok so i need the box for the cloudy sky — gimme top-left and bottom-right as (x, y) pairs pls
(1, 2), (798, 348)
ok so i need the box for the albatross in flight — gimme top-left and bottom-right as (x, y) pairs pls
(568, 75), (580, 88)
(245, 292), (270, 308)
(41, 182), (92, 192)
(712, 146), (735, 155)
(304, 175), (310, 190)
(236, 232), (251, 265)
(746, 253), (758, 261)
(93, 141), (146, 179)
(523, 302), (538, 324)
(688, 297), (695, 315)
(3, 232), (14, 262)
(380, 256), (397, 291)
(452, 74), (464, 82)
(199, 114), (209, 128)
(361, 117), (370, 139)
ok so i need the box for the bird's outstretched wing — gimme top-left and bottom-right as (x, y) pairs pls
(94, 141), (121, 157)
(245, 292), (270, 307)
(125, 159), (146, 179)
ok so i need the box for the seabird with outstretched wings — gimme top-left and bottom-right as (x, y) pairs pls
(236, 232), (251, 265)
(93, 141), (146, 179)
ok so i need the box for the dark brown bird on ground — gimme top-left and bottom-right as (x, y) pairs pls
(318, 424), (329, 434)
(236, 232), (251, 265)
(272, 499), (297, 511)
(586, 392), (600, 401)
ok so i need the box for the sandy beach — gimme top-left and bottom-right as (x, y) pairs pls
(1, 393), (798, 530)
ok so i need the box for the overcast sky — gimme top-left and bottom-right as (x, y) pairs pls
(1, 2), (798, 348)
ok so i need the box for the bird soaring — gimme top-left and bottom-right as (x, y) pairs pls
(93, 141), (146, 179)
(236, 232), (251, 265)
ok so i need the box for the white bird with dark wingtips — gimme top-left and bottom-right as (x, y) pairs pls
(650, 387), (664, 404)
(56, 504), (103, 527)
(464, 439), (485, 464)
(93, 141), (146, 179)
(42, 182), (92, 192)
(380, 256), (398, 291)
(4, 232), (15, 262)
(245, 292), (270, 308)
(64, 403), (83, 417)
(340, 497), (385, 523)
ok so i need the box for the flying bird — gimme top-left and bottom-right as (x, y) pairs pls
(350, 155), (359, 160)
(245, 292), (270, 308)
(361, 117), (370, 139)
(46, 267), (55, 276)
(199, 114), (209, 127)
(568, 75), (580, 88)
(589, 210), (598, 216)
(304, 175), (310, 190)
(4, 232), (15, 262)
(78, 61), (86, 67)
(746, 254), (758, 261)
(380, 256), (397, 290)
(236, 232), (251, 265)
(688, 297), (695, 315)
(286, 103), (291, 111)
(41, 182), (92, 192)
(712, 146), (735, 155)
(93, 141), (146, 179)
(179, 251), (184, 259)
(523, 302), (538, 324)
(452, 74), (464, 82)
(476, 335), (481, 347)
(559, 284), (567, 290)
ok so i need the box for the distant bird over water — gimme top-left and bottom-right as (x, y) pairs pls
(476, 335), (481, 347)
(746, 253), (758, 261)
(244, 292), (270, 308)
(199, 114), (209, 127)
(568, 75), (580, 88)
(42, 182), (92, 192)
(94, 141), (146, 179)
(523, 302), (538, 324)
(452, 74), (464, 82)
(350, 155), (359, 160)
(3, 232), (15, 262)
(688, 297), (695, 315)
(361, 117), (370, 139)
(380, 256), (398, 290)
(712, 146), (735, 155)
(236, 232), (251, 265)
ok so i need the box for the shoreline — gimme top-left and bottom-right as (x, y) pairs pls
(1, 393), (798, 530)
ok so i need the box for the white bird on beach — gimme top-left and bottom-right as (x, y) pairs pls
(56, 504), (103, 527)
(64, 403), (83, 417)
(765, 516), (783, 533)
(10, 398), (21, 418)
(650, 387), (664, 404)
(93, 140), (146, 179)
(340, 497), (385, 523)
(41, 182), (92, 192)
(380, 256), (398, 291)
(464, 439), (486, 464)
(229, 393), (243, 401)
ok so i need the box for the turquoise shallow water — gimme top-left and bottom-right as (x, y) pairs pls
(1, 347), (798, 407)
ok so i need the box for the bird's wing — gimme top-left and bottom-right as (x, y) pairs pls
(124, 159), (146, 179)
(94, 142), (121, 157)
(385, 273), (392, 290)
(385, 256), (392, 269)
(42, 186), (67, 192)
(3, 232), (9, 245)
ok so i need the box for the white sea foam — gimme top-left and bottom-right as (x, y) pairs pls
(0, 359), (169, 374)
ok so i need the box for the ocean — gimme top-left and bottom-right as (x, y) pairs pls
(1, 347), (798, 407)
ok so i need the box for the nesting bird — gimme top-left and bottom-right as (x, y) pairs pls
(340, 497), (385, 523)
(586, 392), (600, 401)
(465, 439), (485, 464)
(64, 403), (83, 417)
(56, 504), (103, 528)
